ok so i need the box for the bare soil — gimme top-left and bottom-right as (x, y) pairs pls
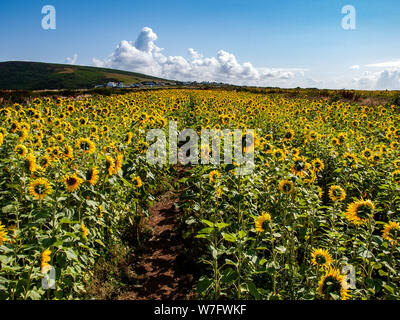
(119, 169), (197, 300)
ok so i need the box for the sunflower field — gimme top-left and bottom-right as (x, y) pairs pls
(1, 89), (400, 300)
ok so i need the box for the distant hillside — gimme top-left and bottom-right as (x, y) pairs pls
(0, 61), (169, 90)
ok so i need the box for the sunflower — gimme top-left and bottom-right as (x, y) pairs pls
(81, 223), (88, 239)
(10, 121), (19, 133)
(55, 133), (64, 143)
(311, 248), (333, 269)
(392, 170), (400, 183)
(209, 170), (221, 183)
(279, 179), (294, 194)
(337, 133), (346, 145)
(283, 128), (294, 142)
(78, 117), (88, 126)
(242, 132), (255, 153)
(63, 173), (83, 192)
(345, 199), (375, 225)
(41, 248), (52, 272)
(39, 155), (52, 169)
(86, 167), (99, 186)
(317, 186), (324, 198)
(307, 130), (318, 142)
(362, 148), (372, 160)
(133, 176), (143, 188)
(25, 153), (37, 173)
(328, 185), (346, 202)
(105, 156), (115, 176)
(63, 144), (74, 160)
(255, 212), (272, 232)
(343, 153), (358, 168)
(15, 144), (28, 158)
(303, 168), (317, 184)
(382, 221), (400, 245)
(75, 137), (96, 154)
(0, 221), (8, 245)
(291, 156), (309, 177)
(124, 132), (133, 144)
(113, 154), (124, 175)
(317, 267), (350, 300)
(371, 153), (381, 163)
(331, 137), (339, 146)
(17, 128), (29, 143)
(273, 148), (286, 161)
(98, 205), (104, 218)
(29, 178), (52, 200)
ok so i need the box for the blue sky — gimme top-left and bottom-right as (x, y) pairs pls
(1, 0), (400, 89)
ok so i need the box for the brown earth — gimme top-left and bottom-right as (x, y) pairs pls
(119, 169), (196, 300)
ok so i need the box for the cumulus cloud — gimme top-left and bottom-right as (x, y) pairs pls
(366, 59), (400, 68)
(92, 27), (307, 87)
(350, 65), (360, 70)
(65, 54), (78, 65)
(351, 69), (400, 90)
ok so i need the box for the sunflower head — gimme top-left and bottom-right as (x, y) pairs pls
(29, 178), (52, 200)
(311, 248), (333, 269)
(291, 156), (309, 177)
(318, 267), (350, 300)
(279, 179), (294, 195)
(76, 138), (96, 154)
(328, 185), (346, 202)
(345, 199), (375, 226)
(255, 212), (272, 232)
(312, 158), (324, 172)
(0, 221), (8, 245)
(86, 167), (99, 186)
(209, 170), (221, 183)
(63, 173), (83, 193)
(382, 221), (400, 245)
(133, 176), (143, 188)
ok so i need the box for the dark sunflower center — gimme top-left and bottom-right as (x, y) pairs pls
(34, 184), (46, 195)
(356, 204), (372, 220)
(283, 183), (292, 193)
(333, 189), (342, 197)
(294, 161), (305, 171)
(86, 170), (94, 181)
(322, 276), (341, 297)
(262, 220), (269, 230)
(67, 177), (77, 186)
(316, 255), (326, 265)
(80, 141), (90, 150)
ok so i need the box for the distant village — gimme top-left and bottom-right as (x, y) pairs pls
(94, 80), (227, 89)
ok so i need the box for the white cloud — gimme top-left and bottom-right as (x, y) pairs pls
(366, 59), (400, 68)
(351, 69), (400, 90)
(350, 65), (360, 70)
(92, 27), (307, 87)
(65, 54), (78, 65)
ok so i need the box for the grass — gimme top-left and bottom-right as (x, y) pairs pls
(0, 61), (169, 90)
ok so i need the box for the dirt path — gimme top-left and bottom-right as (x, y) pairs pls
(119, 175), (196, 300)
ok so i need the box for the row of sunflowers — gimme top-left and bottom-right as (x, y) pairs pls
(1, 89), (399, 299)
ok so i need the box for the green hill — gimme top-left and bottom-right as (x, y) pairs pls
(0, 61), (169, 90)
